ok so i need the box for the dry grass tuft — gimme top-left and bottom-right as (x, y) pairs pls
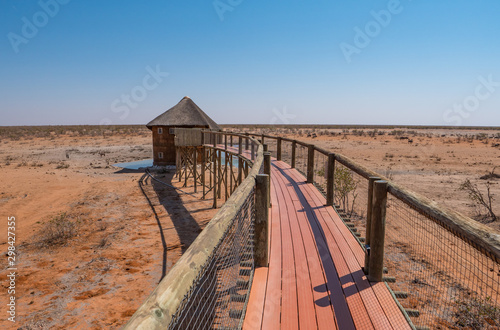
(36, 212), (79, 247)
(454, 297), (500, 328)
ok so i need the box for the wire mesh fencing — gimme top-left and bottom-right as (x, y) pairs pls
(263, 136), (278, 159)
(168, 189), (256, 330)
(384, 195), (500, 329)
(312, 150), (328, 196)
(280, 139), (293, 165)
(295, 143), (308, 177)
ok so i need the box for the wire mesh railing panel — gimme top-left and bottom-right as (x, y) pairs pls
(312, 151), (328, 196)
(295, 143), (308, 177)
(281, 140), (293, 165)
(168, 189), (256, 330)
(384, 194), (500, 329)
(265, 137), (278, 159)
(333, 161), (369, 244)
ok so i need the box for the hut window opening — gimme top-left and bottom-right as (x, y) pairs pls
(158, 128), (163, 134)
(158, 152), (164, 159)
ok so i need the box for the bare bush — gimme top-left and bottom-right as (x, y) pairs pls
(480, 166), (500, 180)
(334, 167), (358, 215)
(36, 213), (79, 247)
(454, 297), (500, 328)
(460, 179), (497, 222)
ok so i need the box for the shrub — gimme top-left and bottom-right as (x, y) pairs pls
(334, 167), (358, 215)
(56, 163), (69, 169)
(454, 297), (500, 328)
(37, 213), (79, 247)
(460, 179), (497, 222)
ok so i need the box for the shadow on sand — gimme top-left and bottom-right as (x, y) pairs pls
(136, 170), (205, 281)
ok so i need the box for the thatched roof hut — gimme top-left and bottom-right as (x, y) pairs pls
(146, 96), (220, 130)
(147, 96), (220, 165)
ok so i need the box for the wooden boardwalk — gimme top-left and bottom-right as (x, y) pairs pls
(243, 160), (410, 330)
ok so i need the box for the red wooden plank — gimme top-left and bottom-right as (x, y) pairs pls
(273, 167), (319, 329)
(292, 200), (340, 330)
(371, 281), (412, 330)
(287, 166), (409, 329)
(243, 267), (269, 330)
(301, 179), (411, 329)
(261, 175), (282, 330)
(271, 171), (299, 330)
(285, 168), (385, 327)
(274, 162), (356, 330)
(276, 164), (372, 330)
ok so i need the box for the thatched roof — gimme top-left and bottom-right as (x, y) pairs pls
(146, 96), (220, 129)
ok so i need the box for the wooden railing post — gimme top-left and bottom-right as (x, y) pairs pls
(326, 153), (335, 206)
(277, 137), (282, 161)
(261, 134), (265, 146)
(264, 152), (271, 177)
(245, 133), (249, 150)
(224, 134), (227, 150)
(368, 180), (388, 282)
(251, 141), (255, 161)
(212, 132), (216, 148)
(201, 146), (206, 199)
(291, 140), (296, 168)
(238, 158), (243, 185)
(263, 144), (268, 152)
(307, 144), (315, 183)
(255, 174), (269, 267)
(264, 152), (271, 206)
(364, 176), (381, 275)
(193, 148), (197, 193)
(238, 136), (242, 155)
(213, 149), (218, 209)
(217, 150), (222, 199)
(224, 151), (229, 201)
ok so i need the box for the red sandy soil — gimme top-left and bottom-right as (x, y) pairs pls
(0, 132), (216, 329)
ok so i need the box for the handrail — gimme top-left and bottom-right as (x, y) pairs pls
(124, 132), (263, 329)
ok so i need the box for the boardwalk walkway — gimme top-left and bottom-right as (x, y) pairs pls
(243, 160), (410, 330)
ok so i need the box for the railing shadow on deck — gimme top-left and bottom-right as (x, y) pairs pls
(275, 163), (368, 323)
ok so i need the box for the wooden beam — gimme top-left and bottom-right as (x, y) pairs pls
(306, 144), (314, 183)
(255, 174), (269, 267)
(364, 176), (380, 275)
(368, 180), (388, 282)
(326, 153), (335, 206)
(277, 137), (282, 161)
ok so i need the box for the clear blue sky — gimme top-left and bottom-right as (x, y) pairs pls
(1, 0), (499, 126)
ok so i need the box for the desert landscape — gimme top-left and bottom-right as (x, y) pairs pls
(0, 126), (218, 329)
(0, 125), (499, 328)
